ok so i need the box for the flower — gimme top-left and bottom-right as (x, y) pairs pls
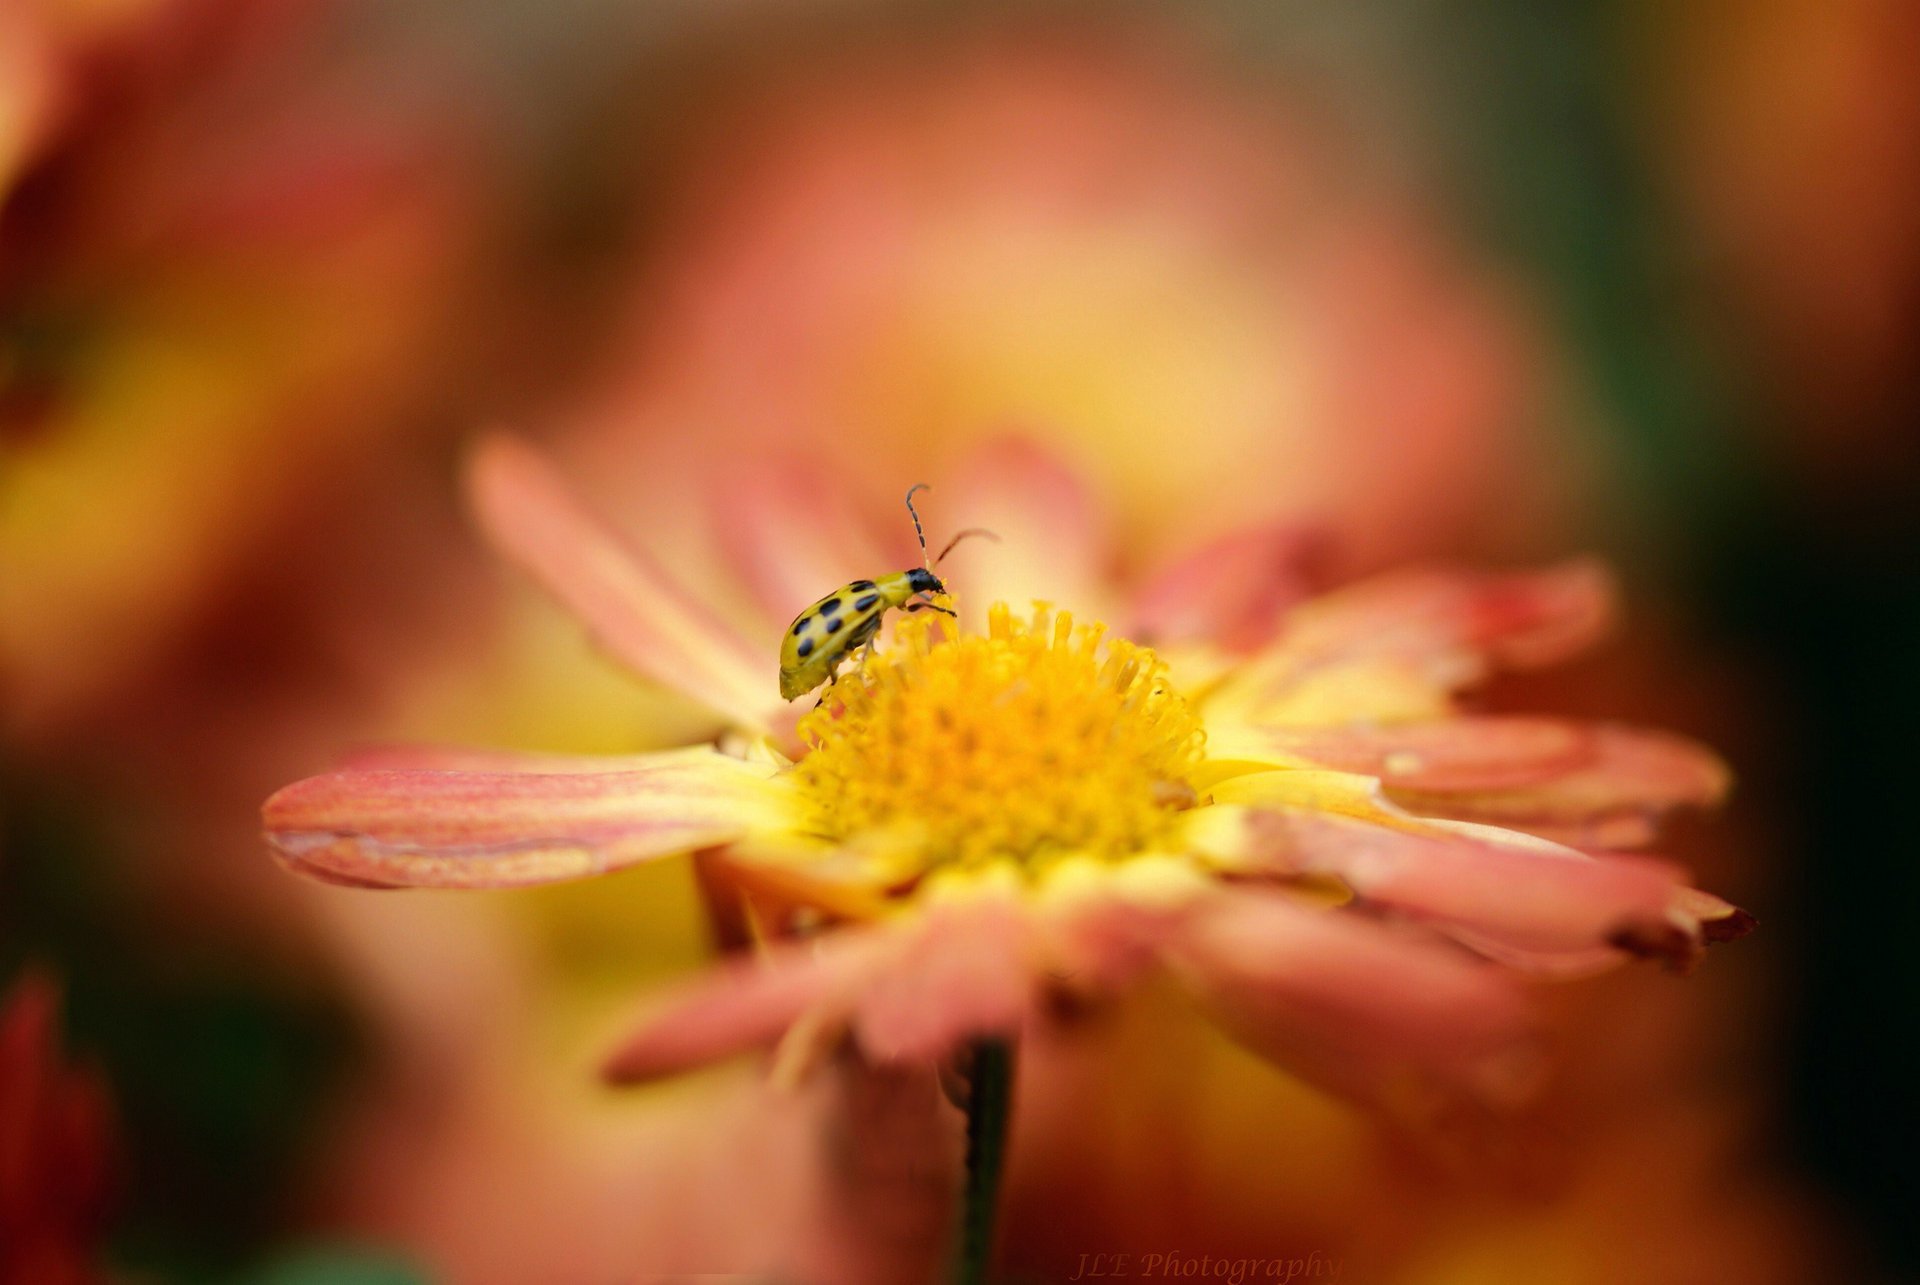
(262, 432), (1751, 1110)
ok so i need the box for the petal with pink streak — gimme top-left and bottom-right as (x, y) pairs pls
(1201, 796), (1684, 962)
(1214, 560), (1616, 722)
(335, 744), (697, 773)
(467, 433), (775, 732)
(707, 455), (902, 627)
(1222, 716), (1598, 791)
(1127, 522), (1326, 653)
(852, 898), (1035, 1064)
(600, 935), (886, 1084)
(944, 436), (1111, 623)
(1384, 725), (1732, 849)
(1165, 888), (1536, 1108)
(1202, 768), (1706, 970)
(263, 748), (787, 889)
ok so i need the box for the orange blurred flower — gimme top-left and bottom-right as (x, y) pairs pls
(264, 435), (1749, 1127)
(0, 0), (484, 743)
(566, 24), (1579, 579)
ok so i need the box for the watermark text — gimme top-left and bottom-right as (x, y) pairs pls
(1068, 1250), (1344, 1283)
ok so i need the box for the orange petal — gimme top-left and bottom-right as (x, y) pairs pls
(1127, 522), (1326, 653)
(467, 432), (774, 732)
(945, 436), (1112, 623)
(1229, 716), (1597, 791)
(262, 748), (784, 888)
(1167, 889), (1535, 1107)
(707, 455), (902, 628)
(600, 935), (884, 1084)
(1384, 725), (1732, 849)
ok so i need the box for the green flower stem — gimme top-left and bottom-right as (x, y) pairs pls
(952, 1038), (1015, 1285)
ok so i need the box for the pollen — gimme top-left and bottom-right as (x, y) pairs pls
(794, 602), (1207, 877)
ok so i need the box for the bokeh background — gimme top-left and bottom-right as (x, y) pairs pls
(3, 0), (1915, 1281)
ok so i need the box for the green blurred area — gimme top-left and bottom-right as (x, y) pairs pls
(1, 772), (379, 1282)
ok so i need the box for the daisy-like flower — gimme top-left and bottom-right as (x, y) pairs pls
(263, 433), (1751, 1114)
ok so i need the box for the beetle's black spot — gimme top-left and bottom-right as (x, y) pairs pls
(791, 617), (809, 636)
(854, 593), (880, 611)
(797, 638), (815, 659)
(819, 596), (842, 615)
(827, 617), (843, 634)
(850, 579), (877, 591)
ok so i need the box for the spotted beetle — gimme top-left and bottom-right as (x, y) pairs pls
(778, 485), (994, 701)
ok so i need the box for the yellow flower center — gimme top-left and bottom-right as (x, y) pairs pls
(794, 602), (1206, 877)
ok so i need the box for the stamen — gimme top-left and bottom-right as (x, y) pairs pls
(794, 603), (1206, 877)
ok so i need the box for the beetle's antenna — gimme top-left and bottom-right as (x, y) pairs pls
(935, 528), (999, 565)
(905, 483), (932, 566)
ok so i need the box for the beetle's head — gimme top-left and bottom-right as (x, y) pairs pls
(907, 567), (944, 595)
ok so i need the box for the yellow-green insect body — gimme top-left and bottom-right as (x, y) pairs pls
(777, 486), (992, 702)
(779, 569), (943, 700)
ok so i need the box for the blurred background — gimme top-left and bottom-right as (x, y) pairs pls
(2, 0), (1914, 1281)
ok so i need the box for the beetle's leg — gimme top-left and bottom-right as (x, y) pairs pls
(907, 596), (957, 617)
(812, 658), (847, 710)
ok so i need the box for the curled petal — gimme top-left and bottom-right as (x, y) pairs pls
(1127, 523), (1326, 653)
(1200, 779), (1685, 966)
(1676, 888), (1760, 945)
(708, 455), (900, 628)
(1166, 889), (1536, 1107)
(1223, 716), (1597, 791)
(1603, 886), (1759, 974)
(1384, 725), (1732, 849)
(1203, 769), (1719, 970)
(468, 433), (774, 732)
(946, 437), (1112, 623)
(263, 748), (787, 889)
(601, 935), (885, 1084)
(1216, 560), (1615, 723)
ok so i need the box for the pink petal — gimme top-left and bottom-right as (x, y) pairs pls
(1384, 725), (1732, 849)
(707, 455), (902, 627)
(945, 436), (1111, 621)
(1166, 889), (1535, 1106)
(263, 748), (782, 889)
(1289, 559), (1617, 671)
(852, 899), (1035, 1064)
(1127, 522), (1327, 653)
(1038, 886), (1201, 996)
(600, 935), (885, 1084)
(1237, 716), (1597, 791)
(1228, 806), (1687, 961)
(467, 433), (774, 731)
(1221, 560), (1616, 716)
